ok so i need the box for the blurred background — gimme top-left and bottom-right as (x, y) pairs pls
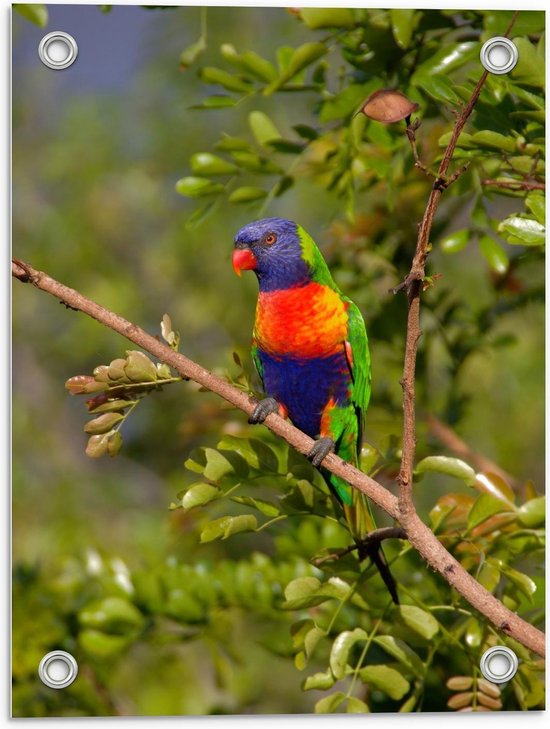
(12, 4), (544, 717)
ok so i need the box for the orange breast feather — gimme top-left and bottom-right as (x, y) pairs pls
(254, 282), (348, 358)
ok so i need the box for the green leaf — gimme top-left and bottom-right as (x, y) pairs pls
(397, 605), (439, 640)
(200, 514), (258, 542)
(415, 456), (476, 486)
(477, 562), (501, 593)
(274, 175), (295, 197)
(84, 412), (123, 435)
(181, 483), (221, 510)
(484, 10), (545, 37)
(268, 140), (304, 155)
(303, 670), (335, 691)
(346, 697), (369, 713)
(218, 436), (279, 472)
(191, 95), (237, 109)
(230, 150), (282, 174)
(526, 193), (545, 225)
(314, 691), (347, 714)
(464, 617), (482, 648)
(413, 42), (478, 79)
(79, 597), (144, 633)
(479, 235), (508, 275)
(468, 493), (510, 530)
(14, 4), (48, 27)
(220, 44), (277, 82)
(249, 111), (281, 146)
(511, 37), (545, 89)
(503, 566), (537, 599)
(284, 576), (321, 600)
(498, 215), (545, 246)
(390, 9), (417, 49)
(203, 447), (247, 480)
(293, 124), (319, 140)
(199, 66), (254, 93)
(414, 73), (460, 103)
(330, 628), (368, 679)
(300, 8), (356, 29)
(358, 665), (410, 700)
(474, 472), (516, 506)
(215, 135), (253, 152)
(471, 130), (516, 154)
(517, 496), (545, 528)
(319, 83), (375, 123)
(190, 153), (238, 176)
(239, 51), (277, 83)
(228, 186), (268, 204)
(441, 228), (470, 254)
(78, 629), (130, 659)
(231, 495), (280, 517)
(175, 177), (225, 198)
(373, 636), (424, 675)
(264, 42), (327, 95)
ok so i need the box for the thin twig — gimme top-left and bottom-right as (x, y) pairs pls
(395, 13), (518, 519)
(11, 258), (545, 657)
(482, 178), (545, 191)
(312, 527), (407, 566)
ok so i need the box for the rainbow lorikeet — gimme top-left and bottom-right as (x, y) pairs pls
(232, 217), (398, 603)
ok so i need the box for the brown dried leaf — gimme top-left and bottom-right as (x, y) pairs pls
(361, 88), (419, 123)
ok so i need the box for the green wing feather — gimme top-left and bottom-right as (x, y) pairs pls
(251, 342), (264, 390)
(344, 297), (372, 440)
(339, 297), (375, 534)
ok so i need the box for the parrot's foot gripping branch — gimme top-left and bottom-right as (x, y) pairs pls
(248, 397), (280, 425)
(307, 436), (335, 468)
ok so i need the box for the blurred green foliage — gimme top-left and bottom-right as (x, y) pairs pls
(12, 5), (544, 717)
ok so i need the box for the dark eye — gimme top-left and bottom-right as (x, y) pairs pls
(264, 232), (277, 246)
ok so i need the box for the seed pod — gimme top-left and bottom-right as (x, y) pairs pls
(124, 350), (158, 383)
(85, 434), (109, 458)
(447, 692), (474, 710)
(107, 431), (123, 457)
(108, 358), (129, 381)
(65, 375), (97, 395)
(87, 398), (132, 414)
(84, 412), (124, 435)
(477, 693), (503, 710)
(477, 678), (501, 699)
(360, 88), (419, 124)
(93, 365), (111, 383)
(458, 706), (491, 712)
(447, 676), (474, 691)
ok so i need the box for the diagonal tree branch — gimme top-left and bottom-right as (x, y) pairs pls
(12, 258), (545, 657)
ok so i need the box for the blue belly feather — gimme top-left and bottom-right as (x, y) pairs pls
(257, 349), (351, 437)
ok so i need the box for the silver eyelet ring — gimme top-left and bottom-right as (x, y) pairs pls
(38, 31), (78, 70)
(38, 650), (79, 689)
(480, 37), (519, 75)
(479, 646), (519, 684)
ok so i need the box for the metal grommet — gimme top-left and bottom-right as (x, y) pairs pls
(480, 37), (518, 75)
(38, 31), (78, 70)
(480, 646), (519, 684)
(38, 650), (78, 689)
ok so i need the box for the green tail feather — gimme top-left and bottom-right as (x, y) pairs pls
(326, 458), (399, 605)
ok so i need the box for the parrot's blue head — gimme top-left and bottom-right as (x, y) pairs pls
(233, 217), (311, 291)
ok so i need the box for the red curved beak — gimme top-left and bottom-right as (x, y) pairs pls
(232, 248), (257, 276)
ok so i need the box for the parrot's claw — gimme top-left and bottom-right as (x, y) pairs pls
(308, 437), (335, 468)
(248, 397), (279, 425)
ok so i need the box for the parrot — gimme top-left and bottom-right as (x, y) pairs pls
(232, 217), (398, 604)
